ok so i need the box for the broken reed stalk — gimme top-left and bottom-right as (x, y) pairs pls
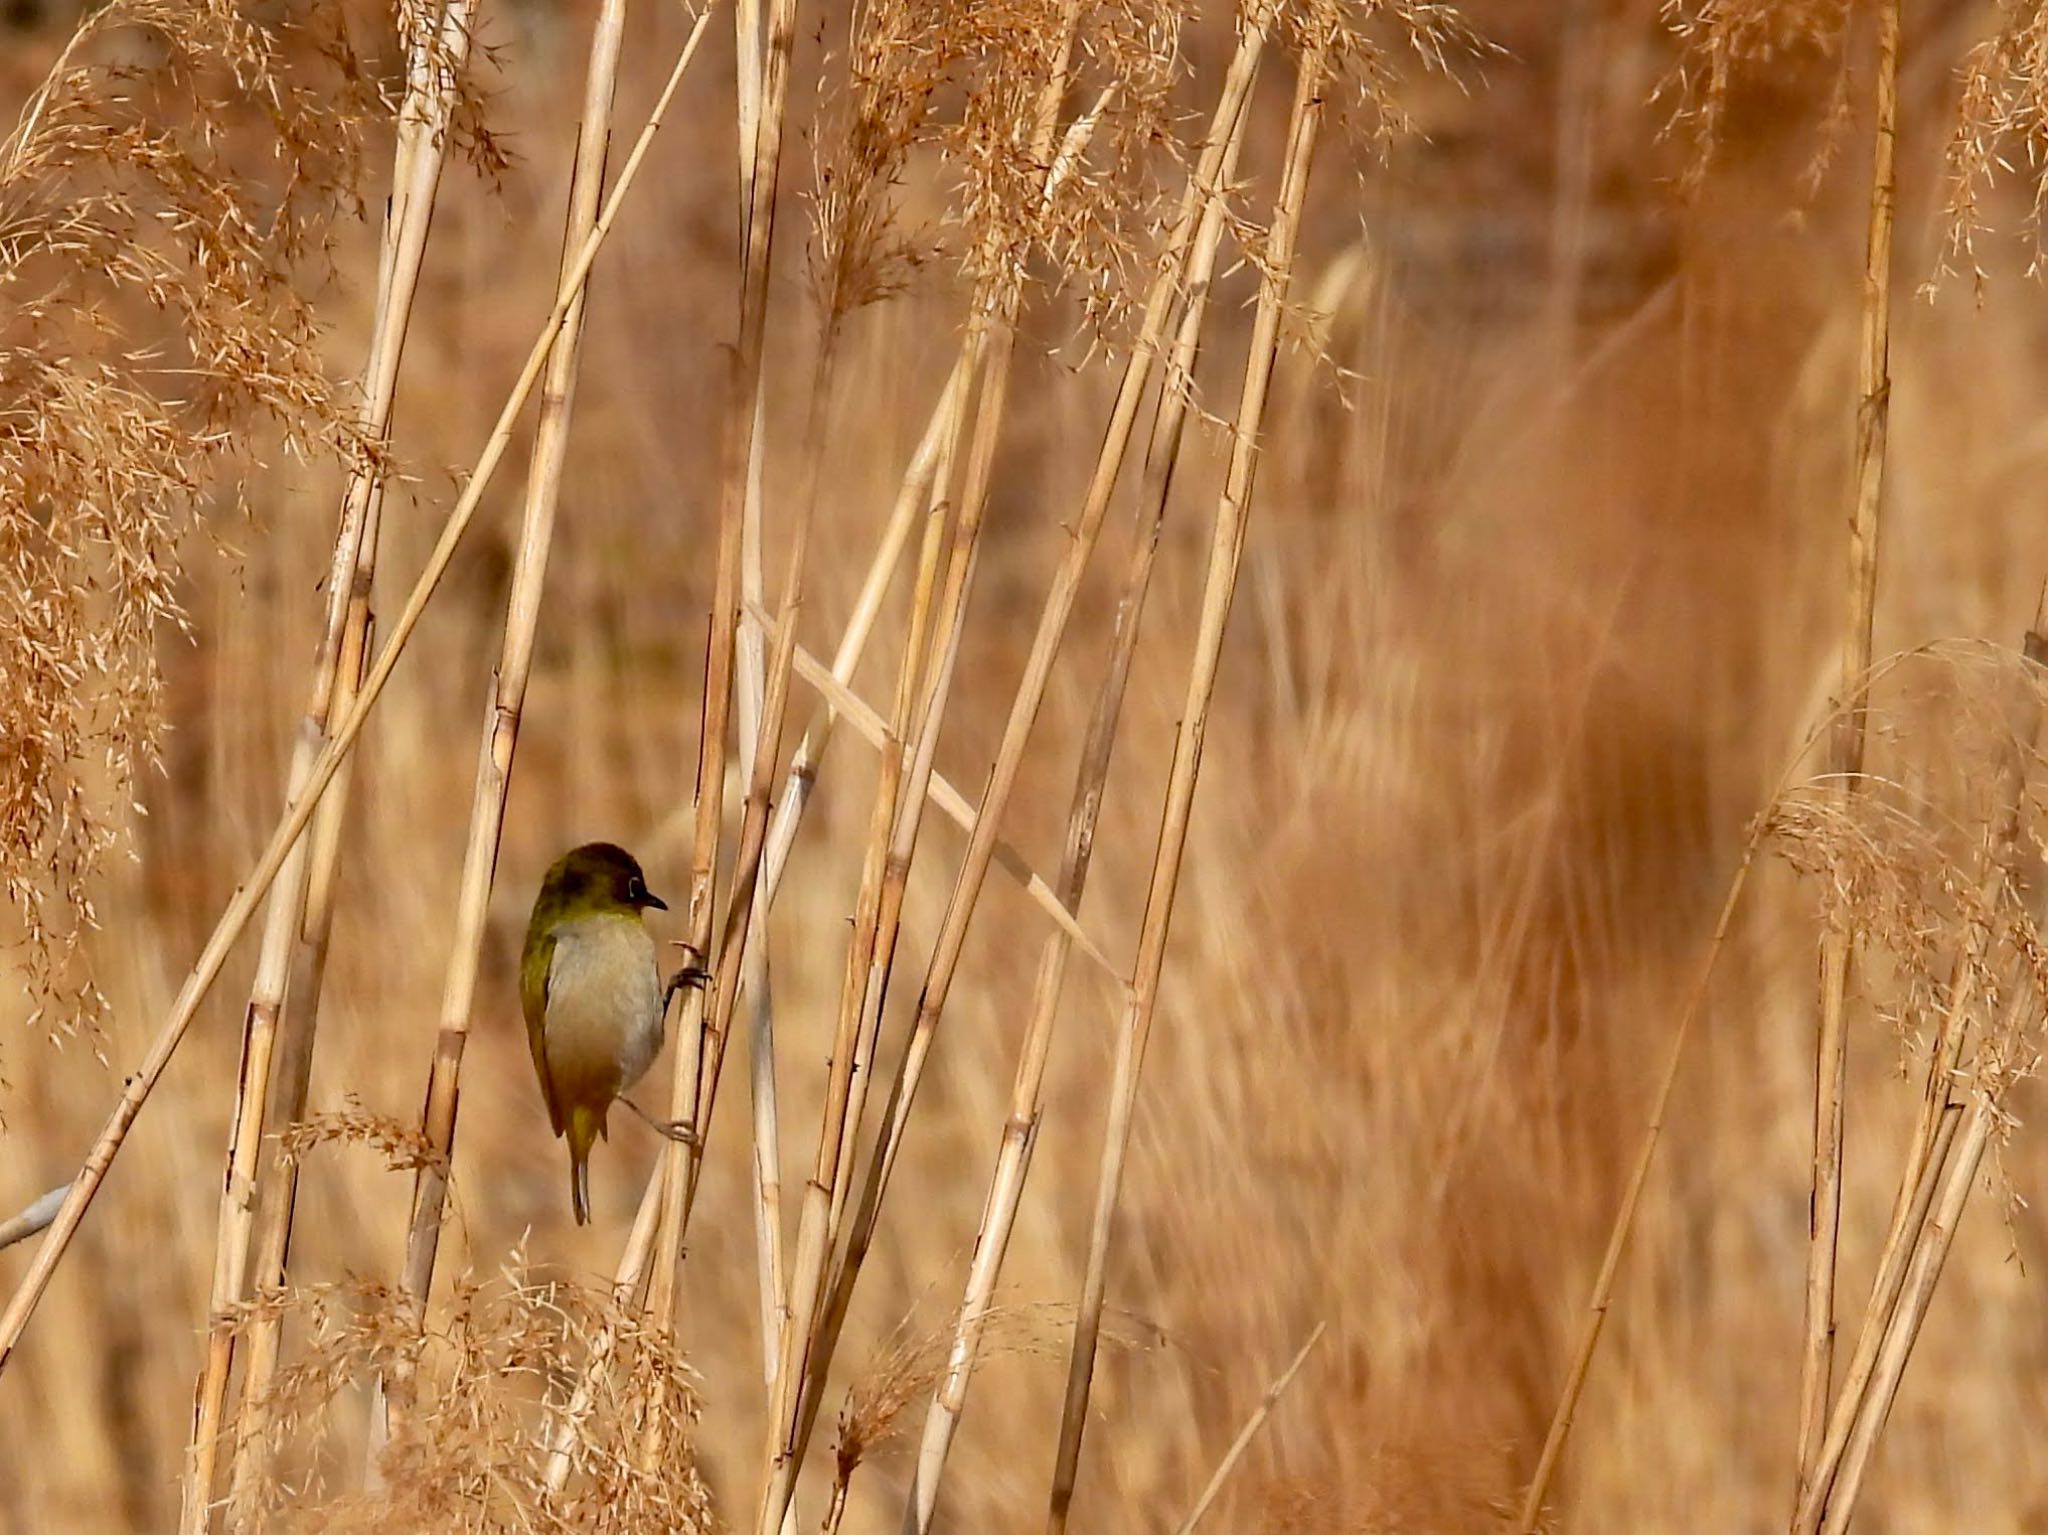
(1796, 0), (1898, 1502)
(1170, 1322), (1327, 1535)
(763, 30), (1270, 1517)
(903, 90), (1254, 1535)
(762, 607), (1120, 974)
(1046, 37), (1323, 1532)
(753, 354), (969, 901)
(384, 1), (631, 1445)
(1792, 605), (2048, 1535)
(179, 8), (476, 1524)
(0, 10), (715, 1376)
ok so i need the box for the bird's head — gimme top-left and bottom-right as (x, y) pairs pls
(539, 842), (668, 921)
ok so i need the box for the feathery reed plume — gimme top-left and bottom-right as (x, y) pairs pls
(1790, 627), (2048, 1532)
(183, 8), (481, 1527)
(225, 1259), (714, 1534)
(0, 0), (378, 1048)
(0, 11), (715, 1374)
(825, 1302), (1078, 1535)
(1941, 1), (2048, 285)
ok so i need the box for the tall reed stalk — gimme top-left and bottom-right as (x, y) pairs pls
(1796, 0), (1898, 1503)
(538, 354), (970, 1501)
(632, 0), (802, 1480)
(757, 32), (1270, 1520)
(902, 88), (1254, 1535)
(386, 0), (631, 1420)
(1046, 34), (1325, 1531)
(180, 9), (478, 1525)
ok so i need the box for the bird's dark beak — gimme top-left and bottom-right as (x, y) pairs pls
(643, 890), (669, 911)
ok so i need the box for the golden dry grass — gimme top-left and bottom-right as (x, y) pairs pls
(11, 1), (2048, 1532)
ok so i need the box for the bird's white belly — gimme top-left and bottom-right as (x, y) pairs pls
(546, 915), (664, 1094)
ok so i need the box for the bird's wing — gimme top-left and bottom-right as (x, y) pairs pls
(522, 924), (564, 1136)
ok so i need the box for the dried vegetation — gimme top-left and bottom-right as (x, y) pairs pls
(15, 1), (2048, 1533)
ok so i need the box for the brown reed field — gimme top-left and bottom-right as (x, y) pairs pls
(11, 0), (2048, 1530)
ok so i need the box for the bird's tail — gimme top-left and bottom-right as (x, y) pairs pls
(567, 1106), (603, 1226)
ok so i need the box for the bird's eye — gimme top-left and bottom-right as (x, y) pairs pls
(629, 877), (644, 899)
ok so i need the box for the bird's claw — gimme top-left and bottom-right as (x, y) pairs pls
(661, 955), (713, 1010)
(622, 1095), (702, 1149)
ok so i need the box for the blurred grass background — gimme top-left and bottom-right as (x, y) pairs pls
(7, 1), (2048, 1530)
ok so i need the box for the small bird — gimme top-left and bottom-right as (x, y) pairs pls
(521, 842), (692, 1224)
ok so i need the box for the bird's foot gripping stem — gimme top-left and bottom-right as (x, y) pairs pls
(661, 948), (713, 1013)
(622, 1095), (702, 1150)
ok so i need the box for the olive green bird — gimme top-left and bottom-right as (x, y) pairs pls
(521, 842), (699, 1224)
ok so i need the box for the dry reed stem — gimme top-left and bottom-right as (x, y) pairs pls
(1797, 0), (1898, 1500)
(1791, 1103), (1963, 1535)
(645, 0), (798, 1319)
(731, 0), (784, 1457)
(759, 609), (1122, 978)
(226, 597), (375, 1529)
(1513, 628), (2021, 1533)
(1046, 35), (1321, 1531)
(181, 11), (478, 1524)
(1791, 608), (2048, 1535)
(841, 0), (1262, 1276)
(0, 11), (715, 1376)
(761, 382), (964, 1535)
(761, 317), (991, 1534)
(380, 2), (631, 1458)
(1815, 1097), (1994, 1534)
(543, 350), (971, 1504)
(751, 355), (971, 904)
(903, 89), (1254, 1534)
(765, 28), (1268, 1516)
(672, 301), (851, 1493)
(683, 309), (848, 1230)
(758, 12), (1100, 1508)
(1514, 824), (1771, 1533)
(1170, 1322), (1327, 1535)
(639, 0), (802, 1475)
